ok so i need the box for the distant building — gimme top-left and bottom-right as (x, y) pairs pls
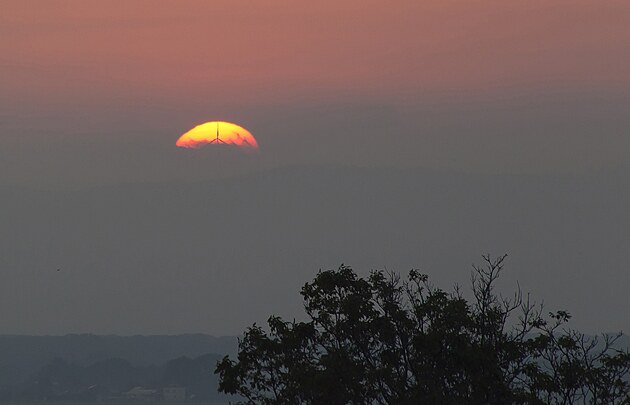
(163, 385), (187, 401)
(123, 386), (159, 401)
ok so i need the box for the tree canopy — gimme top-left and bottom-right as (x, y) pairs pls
(216, 255), (630, 404)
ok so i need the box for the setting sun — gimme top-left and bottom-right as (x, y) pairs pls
(176, 121), (258, 150)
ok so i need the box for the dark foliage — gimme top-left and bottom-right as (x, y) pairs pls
(162, 354), (223, 399)
(216, 255), (630, 404)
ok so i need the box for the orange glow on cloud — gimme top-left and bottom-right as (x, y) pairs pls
(176, 121), (258, 150)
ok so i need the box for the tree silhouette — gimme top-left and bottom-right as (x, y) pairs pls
(216, 255), (630, 404)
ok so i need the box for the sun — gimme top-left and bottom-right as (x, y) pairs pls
(176, 121), (258, 150)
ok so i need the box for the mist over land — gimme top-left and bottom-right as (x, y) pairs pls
(0, 334), (237, 402)
(0, 334), (236, 385)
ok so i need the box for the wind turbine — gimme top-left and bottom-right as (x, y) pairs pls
(209, 122), (226, 144)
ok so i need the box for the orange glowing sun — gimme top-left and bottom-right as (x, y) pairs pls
(176, 121), (258, 150)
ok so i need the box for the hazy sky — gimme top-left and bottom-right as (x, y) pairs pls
(3, 0), (630, 185)
(1, 1), (629, 335)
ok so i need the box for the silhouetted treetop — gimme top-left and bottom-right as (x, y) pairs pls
(216, 255), (630, 404)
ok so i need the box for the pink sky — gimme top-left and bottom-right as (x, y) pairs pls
(2, 0), (629, 108)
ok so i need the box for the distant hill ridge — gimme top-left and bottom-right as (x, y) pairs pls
(0, 334), (237, 385)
